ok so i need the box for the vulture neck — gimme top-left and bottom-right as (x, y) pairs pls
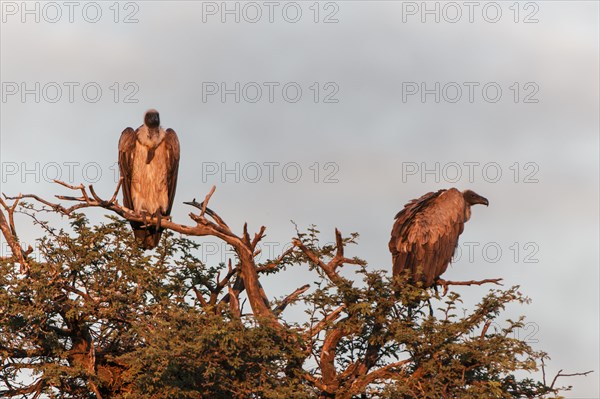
(137, 125), (165, 149)
(464, 205), (472, 221)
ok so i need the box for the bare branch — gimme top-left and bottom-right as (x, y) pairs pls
(192, 286), (209, 308)
(320, 323), (346, 389)
(550, 369), (593, 389)
(183, 197), (228, 227)
(257, 246), (295, 273)
(209, 259), (239, 305)
(437, 278), (503, 296)
(273, 284), (310, 316)
(251, 226), (266, 251)
(0, 377), (45, 398)
(480, 319), (492, 340)
(0, 200), (29, 273)
(347, 359), (412, 396)
(293, 229), (362, 285)
(242, 223), (251, 247)
(306, 305), (346, 338)
(228, 285), (241, 318)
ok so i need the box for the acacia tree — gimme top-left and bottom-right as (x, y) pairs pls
(0, 181), (592, 398)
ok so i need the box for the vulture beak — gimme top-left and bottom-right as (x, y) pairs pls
(462, 190), (489, 207)
(478, 195), (489, 207)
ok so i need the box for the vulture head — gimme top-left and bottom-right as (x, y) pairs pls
(462, 189), (488, 221)
(462, 189), (489, 207)
(144, 109), (160, 129)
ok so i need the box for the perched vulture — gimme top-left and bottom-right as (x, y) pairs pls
(118, 109), (180, 249)
(389, 188), (488, 287)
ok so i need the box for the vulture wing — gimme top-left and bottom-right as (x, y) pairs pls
(164, 128), (180, 216)
(118, 127), (137, 210)
(389, 188), (466, 286)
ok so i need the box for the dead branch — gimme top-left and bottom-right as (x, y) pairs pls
(256, 246), (295, 273)
(307, 305), (346, 338)
(437, 278), (503, 296)
(293, 229), (362, 284)
(200, 185), (216, 216)
(480, 320), (492, 340)
(320, 322), (347, 392)
(208, 259), (239, 306)
(251, 226), (266, 251)
(192, 286), (209, 308)
(227, 285), (241, 318)
(345, 359), (412, 398)
(273, 284), (310, 316)
(0, 195), (19, 236)
(220, 273), (244, 305)
(0, 197), (30, 273)
(183, 197), (227, 227)
(0, 378), (45, 398)
(550, 369), (593, 389)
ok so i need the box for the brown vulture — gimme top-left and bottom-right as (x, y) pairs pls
(118, 109), (180, 249)
(389, 188), (489, 287)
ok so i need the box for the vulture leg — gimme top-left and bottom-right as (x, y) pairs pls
(141, 211), (149, 228)
(155, 212), (162, 243)
(426, 298), (434, 317)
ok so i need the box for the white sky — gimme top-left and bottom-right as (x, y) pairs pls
(1, 1), (599, 397)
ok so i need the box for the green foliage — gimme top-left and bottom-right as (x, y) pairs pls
(0, 211), (574, 398)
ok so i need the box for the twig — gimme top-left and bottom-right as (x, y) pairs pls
(200, 185), (216, 216)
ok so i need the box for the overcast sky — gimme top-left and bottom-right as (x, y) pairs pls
(1, 1), (599, 396)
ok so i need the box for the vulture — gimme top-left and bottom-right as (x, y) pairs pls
(389, 188), (489, 287)
(118, 109), (180, 249)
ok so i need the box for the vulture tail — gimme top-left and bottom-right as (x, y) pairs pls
(130, 222), (163, 250)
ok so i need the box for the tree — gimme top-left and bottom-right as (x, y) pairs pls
(0, 181), (592, 398)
